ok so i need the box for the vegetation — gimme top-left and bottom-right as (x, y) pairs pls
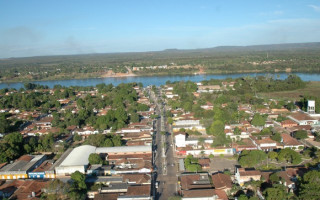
(238, 150), (267, 168)
(88, 153), (103, 165)
(184, 155), (202, 172)
(1, 43), (320, 82)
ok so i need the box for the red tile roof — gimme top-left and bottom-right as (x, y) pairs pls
(211, 173), (232, 190)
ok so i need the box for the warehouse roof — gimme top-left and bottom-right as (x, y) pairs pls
(95, 145), (151, 154)
(59, 145), (96, 167)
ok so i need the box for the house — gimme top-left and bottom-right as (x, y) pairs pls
(235, 168), (261, 186)
(117, 185), (152, 200)
(198, 159), (210, 169)
(281, 133), (304, 149)
(281, 119), (298, 128)
(288, 112), (318, 125)
(0, 180), (49, 199)
(211, 173), (232, 192)
(201, 102), (214, 110)
(35, 117), (53, 129)
(182, 189), (218, 200)
(179, 173), (212, 191)
(250, 136), (277, 151)
(197, 85), (221, 93)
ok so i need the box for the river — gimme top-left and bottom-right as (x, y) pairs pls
(0, 72), (320, 90)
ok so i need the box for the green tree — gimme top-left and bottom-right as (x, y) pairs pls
(268, 151), (278, 160)
(208, 120), (224, 136)
(251, 113), (266, 127)
(88, 153), (103, 165)
(104, 138), (114, 147)
(278, 148), (302, 164)
(73, 133), (82, 142)
(271, 133), (282, 143)
(299, 170), (320, 200)
(263, 185), (287, 200)
(69, 171), (87, 200)
(239, 150), (267, 167)
(294, 130), (308, 140)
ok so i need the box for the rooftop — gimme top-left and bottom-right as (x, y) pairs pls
(59, 145), (96, 167)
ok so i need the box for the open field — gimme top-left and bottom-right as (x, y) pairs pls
(259, 81), (320, 100)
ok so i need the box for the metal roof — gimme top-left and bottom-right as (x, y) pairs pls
(95, 145), (151, 154)
(59, 145), (96, 167)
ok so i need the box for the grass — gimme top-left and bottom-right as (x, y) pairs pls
(259, 81), (320, 100)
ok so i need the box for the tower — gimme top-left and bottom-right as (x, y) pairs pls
(307, 100), (315, 114)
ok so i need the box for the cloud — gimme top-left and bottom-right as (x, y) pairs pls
(308, 4), (320, 12)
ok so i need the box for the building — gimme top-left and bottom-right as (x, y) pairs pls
(307, 100), (316, 114)
(55, 145), (96, 176)
(235, 168), (261, 186)
(0, 155), (46, 180)
(281, 119), (298, 128)
(288, 112), (318, 125)
(211, 173), (232, 192)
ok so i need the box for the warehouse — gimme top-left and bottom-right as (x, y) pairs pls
(0, 155), (46, 180)
(55, 145), (96, 176)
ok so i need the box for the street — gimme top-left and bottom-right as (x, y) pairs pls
(149, 87), (178, 200)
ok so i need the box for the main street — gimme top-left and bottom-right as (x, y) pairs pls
(149, 87), (178, 200)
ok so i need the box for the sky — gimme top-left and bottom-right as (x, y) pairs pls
(1, 0), (320, 58)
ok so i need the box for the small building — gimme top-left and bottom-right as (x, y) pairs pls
(281, 119), (298, 128)
(211, 173), (232, 192)
(235, 168), (261, 186)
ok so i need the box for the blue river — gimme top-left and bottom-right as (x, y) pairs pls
(0, 72), (319, 90)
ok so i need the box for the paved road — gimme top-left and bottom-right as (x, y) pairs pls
(150, 87), (178, 200)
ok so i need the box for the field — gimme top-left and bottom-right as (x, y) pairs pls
(259, 81), (320, 100)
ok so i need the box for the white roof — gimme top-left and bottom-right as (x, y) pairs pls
(95, 145), (151, 154)
(60, 145), (96, 167)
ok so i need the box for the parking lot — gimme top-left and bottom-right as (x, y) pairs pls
(209, 157), (238, 173)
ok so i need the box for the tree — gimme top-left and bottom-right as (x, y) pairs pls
(0, 113), (10, 133)
(238, 194), (248, 200)
(263, 185), (287, 200)
(269, 173), (280, 184)
(271, 133), (282, 143)
(104, 138), (114, 147)
(251, 113), (266, 127)
(73, 133), (82, 142)
(234, 127), (241, 135)
(278, 148), (302, 164)
(88, 153), (103, 165)
(299, 170), (320, 200)
(208, 120), (224, 136)
(69, 171), (87, 200)
(294, 130), (308, 140)
(239, 150), (267, 167)
(268, 151), (278, 160)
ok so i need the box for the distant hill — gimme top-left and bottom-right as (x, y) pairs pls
(1, 42), (320, 83)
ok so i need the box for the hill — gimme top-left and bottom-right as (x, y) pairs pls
(1, 42), (320, 82)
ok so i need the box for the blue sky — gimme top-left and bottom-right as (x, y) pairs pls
(1, 0), (320, 58)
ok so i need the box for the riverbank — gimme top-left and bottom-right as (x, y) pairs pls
(1, 68), (319, 84)
(1, 72), (320, 90)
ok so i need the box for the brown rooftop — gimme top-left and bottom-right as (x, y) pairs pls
(126, 185), (150, 196)
(290, 112), (316, 121)
(183, 189), (216, 198)
(211, 173), (232, 190)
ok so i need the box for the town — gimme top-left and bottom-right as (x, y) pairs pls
(0, 75), (320, 200)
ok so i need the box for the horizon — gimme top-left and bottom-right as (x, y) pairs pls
(1, 0), (320, 58)
(1, 41), (320, 60)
